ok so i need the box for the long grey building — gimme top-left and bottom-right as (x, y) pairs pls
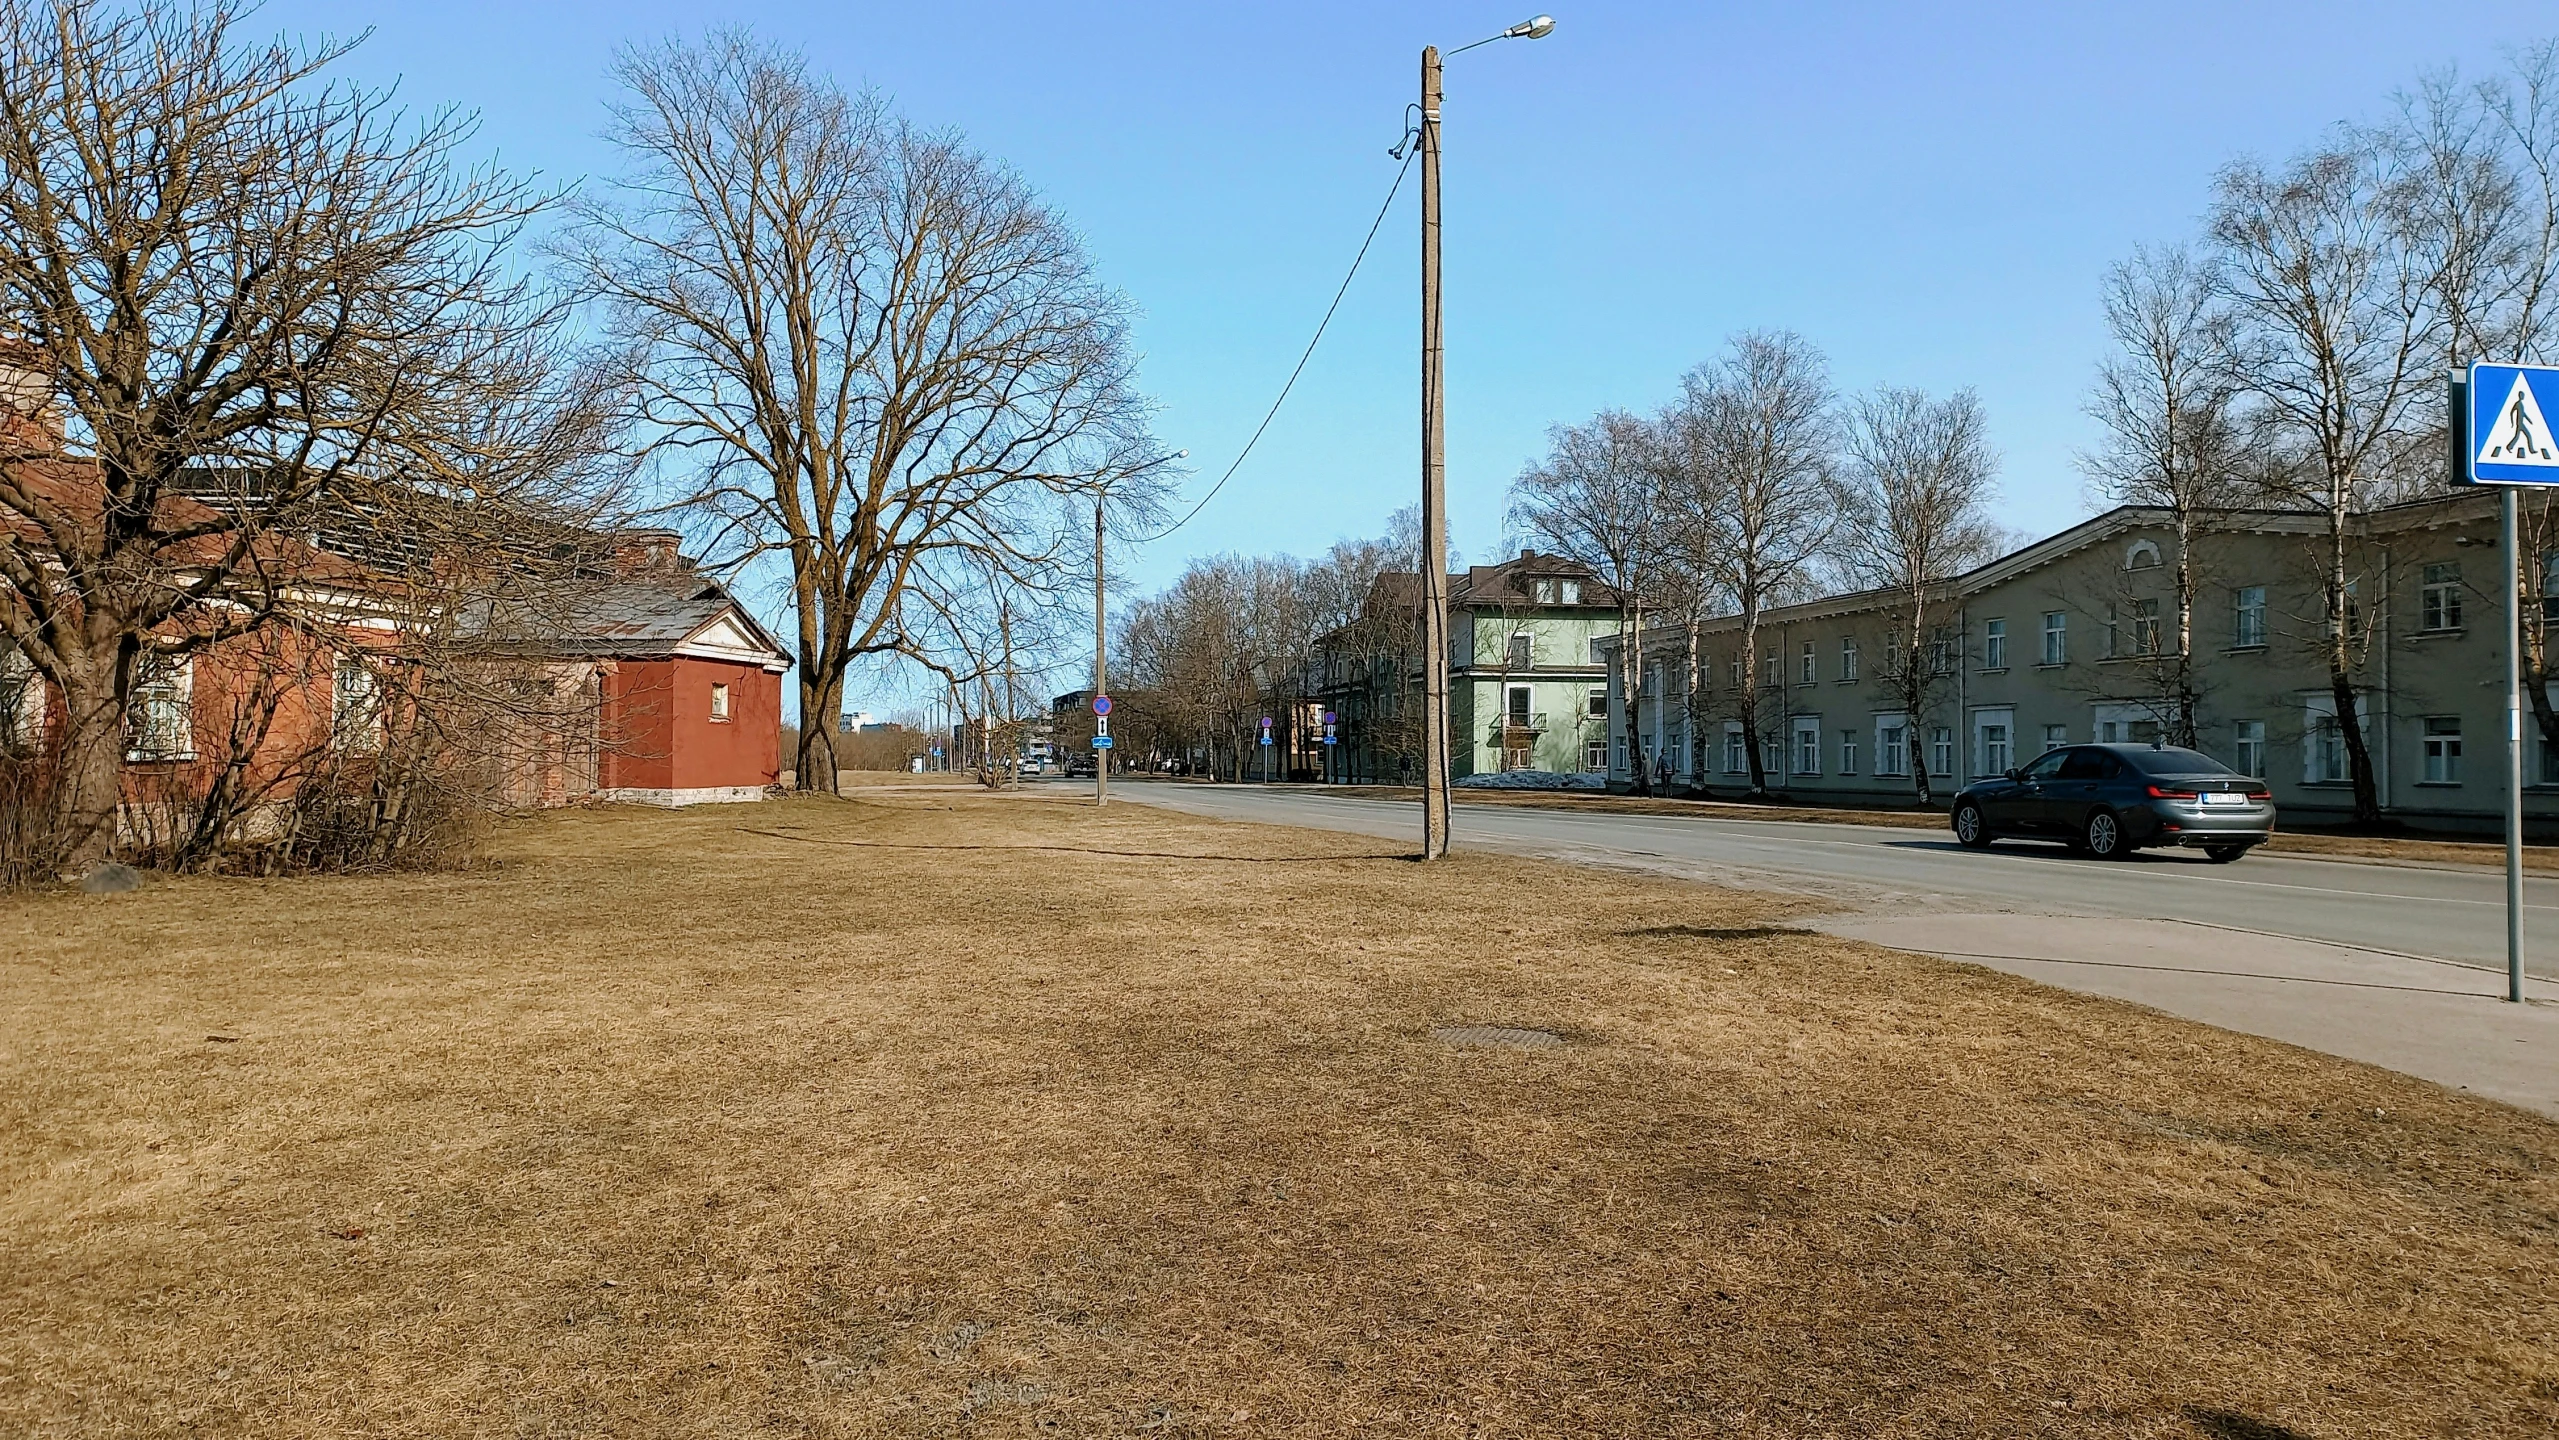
(1599, 491), (2559, 833)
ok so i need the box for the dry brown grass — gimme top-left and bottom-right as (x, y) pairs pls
(4, 793), (2557, 1438)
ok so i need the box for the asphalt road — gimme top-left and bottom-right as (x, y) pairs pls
(1108, 780), (2559, 1115)
(1114, 781), (2559, 978)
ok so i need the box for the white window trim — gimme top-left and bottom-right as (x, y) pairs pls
(127, 653), (197, 762)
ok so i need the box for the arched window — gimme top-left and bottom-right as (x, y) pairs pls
(2124, 539), (2163, 571)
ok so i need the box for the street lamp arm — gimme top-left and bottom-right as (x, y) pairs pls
(1446, 14), (1557, 56)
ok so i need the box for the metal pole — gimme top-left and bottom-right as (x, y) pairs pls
(2507, 484), (2526, 1002)
(1095, 501), (1108, 808)
(1419, 44), (1452, 859)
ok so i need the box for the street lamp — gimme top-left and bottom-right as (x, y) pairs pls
(1415, 15), (1555, 860)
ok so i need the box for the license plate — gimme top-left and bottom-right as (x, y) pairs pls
(2201, 791), (2245, 807)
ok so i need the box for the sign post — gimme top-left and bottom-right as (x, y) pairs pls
(1092, 694), (1113, 805)
(1259, 714), (1273, 784)
(2460, 361), (2559, 1004)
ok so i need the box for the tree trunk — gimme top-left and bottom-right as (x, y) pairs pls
(1683, 620), (1701, 791)
(796, 667), (845, 794)
(51, 655), (127, 876)
(1740, 607), (1768, 797)
(2326, 521), (2381, 823)
(1622, 601), (1648, 796)
(1906, 600), (1933, 808)
(2172, 513), (2199, 750)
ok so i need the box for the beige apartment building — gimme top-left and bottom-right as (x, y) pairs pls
(1601, 490), (2559, 833)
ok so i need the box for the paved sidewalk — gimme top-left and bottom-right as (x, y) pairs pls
(1806, 912), (2559, 1118)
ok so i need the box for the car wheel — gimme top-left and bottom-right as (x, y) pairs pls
(2082, 808), (2127, 859)
(1952, 801), (1993, 848)
(2204, 843), (2250, 864)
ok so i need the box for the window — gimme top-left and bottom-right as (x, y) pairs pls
(1728, 657), (1744, 686)
(2421, 562), (2463, 632)
(1839, 730), (1859, 775)
(2233, 586), (2267, 648)
(1587, 686), (1608, 718)
(0, 646), (38, 754)
(1614, 734), (1628, 772)
(1583, 740), (1607, 772)
(1505, 685), (1532, 725)
(2543, 553), (2559, 626)
(1723, 725), (1746, 775)
(2095, 716), (2161, 746)
(1876, 718), (1910, 776)
(2125, 539), (2163, 570)
(2233, 720), (2266, 778)
(2130, 599), (2161, 654)
(1977, 720), (2012, 777)
(1761, 651), (1781, 687)
(1508, 631), (1533, 668)
(1800, 639), (1817, 685)
(2023, 747), (2072, 783)
(1928, 632), (1952, 675)
(1667, 720), (1686, 766)
(1982, 617), (2006, 670)
(1930, 725), (1954, 777)
(710, 682), (733, 722)
(126, 653), (193, 761)
(1560, 579), (1582, 604)
(332, 656), (381, 752)
(1532, 578), (1557, 604)
(2041, 611), (2066, 666)
(1794, 718), (1822, 776)
(2041, 723), (2068, 753)
(1839, 636), (1858, 682)
(2308, 716), (2347, 783)
(2423, 717), (2462, 784)
(1762, 730), (1783, 775)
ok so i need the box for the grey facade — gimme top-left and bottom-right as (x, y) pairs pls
(1600, 493), (2559, 833)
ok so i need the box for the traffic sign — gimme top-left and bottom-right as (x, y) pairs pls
(2466, 363), (2559, 484)
(1259, 732), (1272, 746)
(1093, 694), (1112, 716)
(1092, 734), (1114, 749)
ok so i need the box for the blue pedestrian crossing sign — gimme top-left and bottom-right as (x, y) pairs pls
(2468, 363), (2559, 485)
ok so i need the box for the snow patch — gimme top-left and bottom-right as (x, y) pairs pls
(1454, 770), (1606, 792)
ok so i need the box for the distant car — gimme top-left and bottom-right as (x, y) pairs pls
(1065, 756), (1097, 778)
(1949, 743), (2275, 862)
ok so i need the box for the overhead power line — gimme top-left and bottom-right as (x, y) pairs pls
(1132, 149), (1415, 545)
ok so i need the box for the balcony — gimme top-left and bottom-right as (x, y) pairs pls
(1486, 711), (1549, 743)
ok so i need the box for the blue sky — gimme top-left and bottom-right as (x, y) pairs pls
(267, 1), (2555, 709)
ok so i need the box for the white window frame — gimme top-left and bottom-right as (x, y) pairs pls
(1792, 715), (1822, 776)
(2232, 586), (2267, 649)
(2233, 719), (2267, 778)
(2422, 716), (2462, 785)
(333, 655), (382, 753)
(1929, 725), (1954, 777)
(1972, 708), (2014, 778)
(1838, 729), (1859, 775)
(2420, 563), (2462, 633)
(2041, 611), (2066, 666)
(1838, 635), (1858, 682)
(2091, 702), (2162, 748)
(1874, 713), (1910, 778)
(1981, 617), (2006, 671)
(1722, 722), (1746, 775)
(2040, 723), (2069, 754)
(126, 652), (195, 762)
(0, 646), (41, 752)
(710, 681), (733, 723)
(2300, 691), (2374, 784)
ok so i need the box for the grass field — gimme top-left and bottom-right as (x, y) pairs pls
(4, 792), (2557, 1437)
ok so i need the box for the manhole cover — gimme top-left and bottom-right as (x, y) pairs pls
(1432, 1025), (1566, 1049)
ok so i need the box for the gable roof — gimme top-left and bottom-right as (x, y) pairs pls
(544, 575), (789, 670)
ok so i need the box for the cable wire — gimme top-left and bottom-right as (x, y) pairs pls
(1132, 148), (1415, 545)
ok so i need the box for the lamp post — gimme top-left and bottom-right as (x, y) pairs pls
(1417, 14), (1555, 860)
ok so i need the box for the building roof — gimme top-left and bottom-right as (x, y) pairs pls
(540, 573), (790, 670)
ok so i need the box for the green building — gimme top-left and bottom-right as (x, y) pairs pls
(1315, 550), (1624, 783)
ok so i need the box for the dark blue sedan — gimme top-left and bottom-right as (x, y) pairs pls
(1949, 743), (2276, 862)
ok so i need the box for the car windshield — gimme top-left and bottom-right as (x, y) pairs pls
(2126, 746), (2237, 777)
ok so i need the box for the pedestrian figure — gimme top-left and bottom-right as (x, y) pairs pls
(2496, 384), (2552, 461)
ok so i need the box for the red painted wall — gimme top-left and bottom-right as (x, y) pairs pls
(598, 657), (779, 794)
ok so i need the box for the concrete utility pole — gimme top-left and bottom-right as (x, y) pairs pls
(1419, 42), (1451, 859)
(1094, 500), (1108, 808)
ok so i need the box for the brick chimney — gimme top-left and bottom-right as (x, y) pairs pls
(612, 528), (688, 575)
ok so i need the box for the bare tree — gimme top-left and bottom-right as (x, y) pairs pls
(2082, 244), (2244, 748)
(2211, 136), (2446, 823)
(1837, 387), (2001, 806)
(1507, 411), (1661, 792)
(1654, 331), (1838, 796)
(0, 0), (561, 875)
(568, 32), (1165, 797)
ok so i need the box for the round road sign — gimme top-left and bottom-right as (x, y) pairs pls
(1092, 695), (1112, 716)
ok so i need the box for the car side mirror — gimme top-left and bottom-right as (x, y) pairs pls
(2003, 767), (2021, 781)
